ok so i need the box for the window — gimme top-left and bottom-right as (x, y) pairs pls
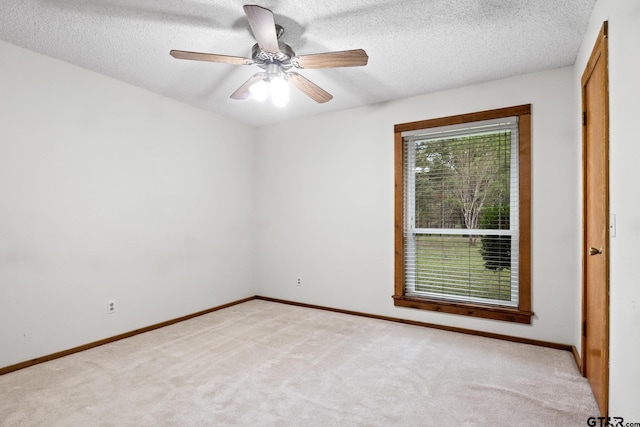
(394, 105), (532, 324)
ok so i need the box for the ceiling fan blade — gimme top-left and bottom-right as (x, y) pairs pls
(230, 73), (266, 100)
(293, 49), (369, 69)
(243, 5), (280, 54)
(287, 72), (333, 104)
(170, 50), (253, 66)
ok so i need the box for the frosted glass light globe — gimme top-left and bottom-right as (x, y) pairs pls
(249, 79), (268, 102)
(269, 76), (289, 107)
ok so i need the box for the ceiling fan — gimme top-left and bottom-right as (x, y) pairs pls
(170, 4), (369, 106)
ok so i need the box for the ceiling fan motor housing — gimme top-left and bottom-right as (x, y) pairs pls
(251, 41), (295, 71)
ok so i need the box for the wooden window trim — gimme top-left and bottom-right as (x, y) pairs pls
(394, 105), (533, 324)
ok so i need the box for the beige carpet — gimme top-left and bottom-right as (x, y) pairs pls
(0, 300), (598, 426)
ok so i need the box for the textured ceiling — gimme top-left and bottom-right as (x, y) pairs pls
(1, 0), (596, 127)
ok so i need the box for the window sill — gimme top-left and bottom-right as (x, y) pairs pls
(392, 295), (534, 324)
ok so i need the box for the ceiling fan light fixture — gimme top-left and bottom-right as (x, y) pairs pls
(171, 5), (368, 105)
(249, 79), (268, 101)
(269, 75), (289, 107)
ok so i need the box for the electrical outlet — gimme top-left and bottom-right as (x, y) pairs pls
(297, 277), (302, 286)
(107, 300), (116, 314)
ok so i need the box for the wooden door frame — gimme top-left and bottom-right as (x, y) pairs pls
(581, 21), (610, 414)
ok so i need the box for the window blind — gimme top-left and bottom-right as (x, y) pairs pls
(403, 117), (519, 307)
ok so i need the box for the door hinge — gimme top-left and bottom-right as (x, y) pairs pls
(582, 320), (587, 337)
(583, 111), (587, 126)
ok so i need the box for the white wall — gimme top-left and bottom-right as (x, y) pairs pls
(255, 67), (580, 345)
(0, 40), (256, 368)
(575, 0), (640, 419)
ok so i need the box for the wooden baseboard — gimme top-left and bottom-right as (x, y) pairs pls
(255, 296), (573, 352)
(0, 296), (256, 376)
(1, 294), (576, 376)
(572, 345), (584, 374)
